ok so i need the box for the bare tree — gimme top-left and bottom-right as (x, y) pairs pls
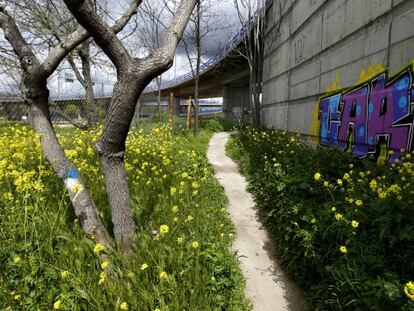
(61, 0), (197, 254)
(13, 0), (115, 128)
(171, 0), (229, 134)
(134, 1), (169, 121)
(232, 0), (286, 125)
(0, 0), (140, 248)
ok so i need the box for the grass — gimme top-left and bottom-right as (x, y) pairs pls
(0, 120), (250, 310)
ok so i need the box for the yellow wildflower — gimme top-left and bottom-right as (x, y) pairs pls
(14, 294), (21, 300)
(335, 213), (343, 221)
(355, 200), (363, 206)
(120, 302), (129, 310)
(140, 263), (149, 270)
(314, 172), (321, 181)
(191, 241), (199, 248)
(339, 246), (347, 254)
(101, 261), (110, 269)
(160, 224), (169, 234)
(87, 146), (94, 156)
(98, 271), (107, 285)
(61, 271), (70, 278)
(170, 187), (177, 195)
(171, 205), (179, 213)
(323, 181), (329, 187)
(337, 179), (343, 186)
(177, 237), (183, 244)
(159, 271), (168, 279)
(351, 220), (359, 228)
(13, 256), (21, 264)
(53, 299), (62, 309)
(93, 243), (105, 254)
(186, 215), (193, 222)
(369, 179), (377, 191)
(404, 281), (414, 301)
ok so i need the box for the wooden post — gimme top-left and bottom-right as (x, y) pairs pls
(189, 99), (193, 129)
(187, 96), (192, 130)
(169, 92), (174, 123)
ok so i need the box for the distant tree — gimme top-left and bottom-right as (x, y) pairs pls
(10, 0), (120, 128)
(231, 0), (287, 125)
(169, 0), (229, 134)
(134, 1), (169, 121)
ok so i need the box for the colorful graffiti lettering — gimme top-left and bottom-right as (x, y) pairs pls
(318, 64), (414, 162)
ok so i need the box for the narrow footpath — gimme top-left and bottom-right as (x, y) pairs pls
(207, 132), (304, 311)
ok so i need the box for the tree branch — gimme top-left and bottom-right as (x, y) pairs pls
(62, 0), (141, 73)
(67, 53), (86, 87)
(143, 0), (197, 72)
(39, 0), (141, 80)
(0, 6), (40, 74)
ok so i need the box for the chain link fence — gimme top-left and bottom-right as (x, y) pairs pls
(0, 93), (169, 128)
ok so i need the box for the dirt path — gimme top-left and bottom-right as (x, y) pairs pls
(207, 132), (304, 311)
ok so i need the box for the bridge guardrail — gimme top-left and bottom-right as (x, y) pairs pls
(144, 0), (270, 93)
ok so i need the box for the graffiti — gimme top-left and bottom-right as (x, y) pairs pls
(318, 64), (414, 162)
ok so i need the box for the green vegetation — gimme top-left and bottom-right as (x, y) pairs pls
(0, 121), (250, 310)
(227, 127), (414, 311)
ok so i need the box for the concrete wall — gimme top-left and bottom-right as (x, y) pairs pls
(223, 86), (250, 120)
(262, 0), (414, 135)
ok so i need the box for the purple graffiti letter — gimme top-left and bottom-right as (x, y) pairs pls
(337, 84), (369, 157)
(367, 71), (413, 162)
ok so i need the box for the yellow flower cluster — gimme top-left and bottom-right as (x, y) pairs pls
(0, 126), (48, 204)
(404, 281), (414, 301)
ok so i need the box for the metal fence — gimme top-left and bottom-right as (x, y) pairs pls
(0, 94), (169, 127)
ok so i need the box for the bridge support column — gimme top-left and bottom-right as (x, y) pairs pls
(174, 97), (181, 116)
(223, 85), (249, 121)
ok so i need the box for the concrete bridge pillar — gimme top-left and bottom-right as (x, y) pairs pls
(174, 96), (181, 116)
(223, 85), (250, 121)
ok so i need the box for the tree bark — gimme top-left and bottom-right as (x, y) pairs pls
(193, 0), (201, 135)
(28, 83), (111, 245)
(156, 76), (162, 122)
(96, 73), (147, 253)
(79, 41), (96, 127)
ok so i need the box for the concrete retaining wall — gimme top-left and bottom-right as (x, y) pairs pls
(262, 0), (414, 136)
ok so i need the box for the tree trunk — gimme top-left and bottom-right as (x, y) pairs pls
(79, 41), (96, 127)
(194, 75), (200, 134)
(156, 77), (162, 122)
(248, 67), (254, 124)
(193, 0), (201, 135)
(27, 84), (111, 246)
(96, 74), (143, 254)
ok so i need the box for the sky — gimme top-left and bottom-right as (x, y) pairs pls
(0, 0), (246, 97)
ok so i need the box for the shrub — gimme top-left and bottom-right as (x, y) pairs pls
(227, 127), (414, 310)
